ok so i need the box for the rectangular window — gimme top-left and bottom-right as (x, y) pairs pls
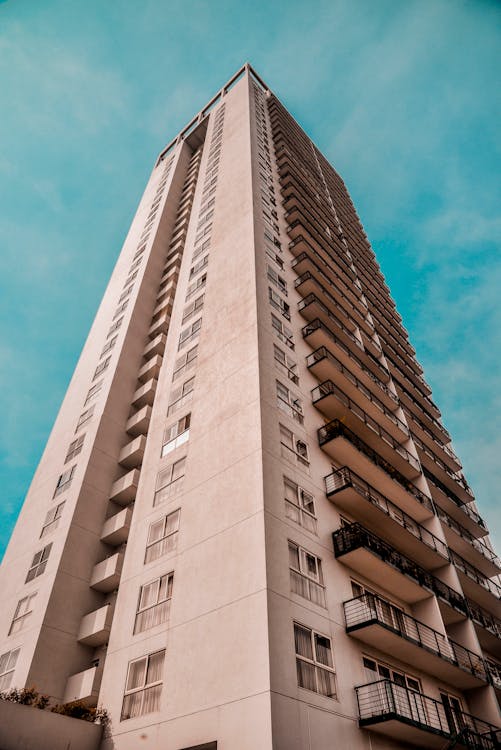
(113, 300), (128, 320)
(134, 574), (174, 634)
(76, 405), (94, 432)
(289, 541), (325, 606)
(84, 382), (102, 406)
(172, 345), (198, 381)
(182, 295), (205, 324)
(26, 544), (52, 583)
(284, 477), (316, 533)
(189, 256), (209, 280)
(167, 377), (195, 416)
(121, 650), (165, 720)
(64, 434), (85, 463)
(267, 265), (287, 295)
(145, 509), (180, 564)
(93, 357), (111, 380)
(118, 286), (133, 304)
(40, 502), (64, 538)
(0, 648), (20, 691)
(107, 317), (123, 339)
(53, 465), (76, 498)
(100, 336), (118, 359)
(162, 414), (191, 457)
(178, 318), (202, 351)
(268, 287), (290, 320)
(9, 593), (37, 635)
(363, 656), (422, 694)
(273, 345), (298, 385)
(294, 623), (336, 697)
(279, 424), (309, 470)
(271, 313), (294, 349)
(154, 458), (186, 506)
(265, 246), (284, 270)
(276, 381), (303, 424)
(186, 273), (207, 302)
(124, 269), (139, 288)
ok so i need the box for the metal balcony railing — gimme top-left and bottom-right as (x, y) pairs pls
(318, 418), (421, 481)
(413, 431), (473, 491)
(467, 598), (501, 640)
(356, 680), (499, 748)
(333, 523), (468, 617)
(345, 594), (487, 682)
(424, 467), (484, 527)
(437, 507), (500, 568)
(325, 467), (446, 558)
(450, 549), (501, 600)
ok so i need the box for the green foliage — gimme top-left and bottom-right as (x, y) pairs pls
(0, 687), (108, 725)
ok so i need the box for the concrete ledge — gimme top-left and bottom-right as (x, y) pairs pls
(0, 700), (103, 750)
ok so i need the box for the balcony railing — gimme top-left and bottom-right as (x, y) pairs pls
(333, 523), (468, 617)
(356, 679), (499, 748)
(325, 467), (446, 558)
(413, 431), (473, 493)
(299, 293), (362, 348)
(467, 598), (501, 640)
(424, 467), (485, 528)
(345, 594), (487, 682)
(318, 418), (421, 481)
(450, 549), (501, 600)
(437, 507), (500, 569)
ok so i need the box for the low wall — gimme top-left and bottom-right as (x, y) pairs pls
(0, 700), (103, 750)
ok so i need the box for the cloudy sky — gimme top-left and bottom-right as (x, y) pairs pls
(0, 0), (499, 557)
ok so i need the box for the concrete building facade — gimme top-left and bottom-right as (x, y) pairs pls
(0, 64), (499, 750)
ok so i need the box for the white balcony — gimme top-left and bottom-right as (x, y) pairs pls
(118, 435), (146, 469)
(131, 379), (157, 409)
(143, 333), (166, 360)
(63, 666), (100, 705)
(77, 603), (114, 647)
(100, 507), (132, 545)
(109, 468), (140, 505)
(126, 405), (151, 437)
(138, 355), (162, 383)
(90, 552), (123, 592)
(148, 312), (170, 339)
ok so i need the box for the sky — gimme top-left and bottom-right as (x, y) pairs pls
(0, 0), (499, 559)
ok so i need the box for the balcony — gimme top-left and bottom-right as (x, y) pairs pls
(109, 468), (140, 505)
(450, 549), (501, 613)
(63, 666), (101, 705)
(126, 404), (152, 437)
(118, 435), (146, 469)
(325, 467), (445, 566)
(467, 599), (501, 657)
(143, 333), (166, 360)
(424, 467), (487, 539)
(319, 414), (420, 482)
(437, 507), (500, 577)
(312, 378), (409, 443)
(413, 432), (474, 504)
(138, 354), (163, 383)
(90, 551), (123, 592)
(77, 603), (114, 647)
(356, 680), (499, 749)
(345, 594), (487, 688)
(333, 523), (468, 618)
(131, 378), (157, 409)
(148, 312), (170, 339)
(100, 506), (132, 546)
(403, 406), (461, 474)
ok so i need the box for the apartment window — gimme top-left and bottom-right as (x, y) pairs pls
(273, 345), (298, 385)
(265, 246), (284, 270)
(25, 544), (52, 583)
(268, 287), (290, 320)
(276, 381), (303, 424)
(154, 458), (186, 506)
(125, 269), (139, 288)
(294, 623), (336, 698)
(192, 239), (211, 261)
(162, 414), (190, 457)
(0, 648), (20, 690)
(362, 656), (422, 695)
(178, 318), (202, 350)
(279, 424), (309, 470)
(129, 256), (143, 273)
(76, 405), (94, 432)
(113, 301), (128, 320)
(186, 272), (207, 301)
(271, 313), (294, 349)
(145, 509), (180, 564)
(167, 377), (195, 415)
(121, 650), (165, 720)
(40, 502), (64, 538)
(134, 244), (146, 260)
(189, 255), (209, 280)
(100, 336), (117, 358)
(118, 285), (133, 304)
(84, 381), (102, 406)
(182, 294), (205, 324)
(267, 265), (287, 295)
(173, 345), (198, 381)
(53, 465), (76, 498)
(107, 317), (123, 339)
(289, 541), (325, 607)
(64, 434), (85, 463)
(134, 573), (173, 634)
(93, 356), (111, 380)
(9, 593), (37, 635)
(284, 477), (316, 533)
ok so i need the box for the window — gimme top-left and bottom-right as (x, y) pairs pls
(154, 458), (186, 506)
(294, 623), (336, 698)
(167, 377), (195, 416)
(186, 273), (207, 301)
(284, 477), (316, 533)
(134, 573), (173, 634)
(113, 300), (128, 320)
(268, 288), (290, 320)
(182, 295), (205, 324)
(265, 246), (284, 270)
(84, 381), (102, 406)
(276, 381), (303, 424)
(289, 541), (325, 606)
(145, 509), (180, 564)
(279, 424), (309, 470)
(118, 286), (133, 304)
(26, 544), (52, 583)
(0, 648), (20, 690)
(40, 502), (64, 538)
(173, 345), (198, 381)
(273, 345), (298, 385)
(100, 336), (118, 359)
(192, 239), (211, 261)
(53, 465), (76, 498)
(64, 434), (85, 463)
(178, 318), (202, 350)
(189, 255), (209, 280)
(267, 265), (287, 295)
(121, 650), (165, 720)
(162, 414), (190, 457)
(124, 269), (139, 288)
(76, 405), (94, 432)
(271, 313), (294, 349)
(107, 317), (123, 339)
(9, 593), (37, 635)
(93, 356), (111, 380)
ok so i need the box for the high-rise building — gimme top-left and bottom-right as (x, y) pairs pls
(0, 63), (499, 750)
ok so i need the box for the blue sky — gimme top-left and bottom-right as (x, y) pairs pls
(0, 0), (499, 558)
